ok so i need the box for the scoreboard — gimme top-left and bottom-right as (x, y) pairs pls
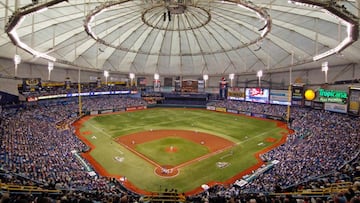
(181, 80), (198, 93)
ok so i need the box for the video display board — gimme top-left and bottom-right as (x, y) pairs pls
(181, 80), (198, 93)
(245, 88), (269, 103)
(164, 77), (173, 87)
(270, 89), (290, 105)
(22, 78), (41, 92)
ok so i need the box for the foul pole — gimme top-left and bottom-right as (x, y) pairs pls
(78, 67), (82, 117)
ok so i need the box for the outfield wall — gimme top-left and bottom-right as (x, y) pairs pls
(206, 105), (287, 122)
(84, 105), (147, 116)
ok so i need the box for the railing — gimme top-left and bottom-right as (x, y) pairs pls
(0, 182), (61, 194)
(270, 182), (353, 197)
(142, 192), (186, 202)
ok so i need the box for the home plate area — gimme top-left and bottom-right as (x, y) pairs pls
(154, 165), (179, 177)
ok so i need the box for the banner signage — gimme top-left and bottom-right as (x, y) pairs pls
(90, 110), (99, 115)
(266, 115), (285, 121)
(251, 113), (267, 118)
(324, 103), (347, 114)
(348, 87), (360, 115)
(100, 109), (113, 114)
(126, 107), (137, 111)
(227, 109), (238, 114)
(238, 111), (251, 116)
(215, 107), (227, 112)
(291, 85), (304, 106)
(136, 106), (146, 110)
(312, 101), (324, 110)
(228, 87), (245, 101)
(318, 88), (347, 104)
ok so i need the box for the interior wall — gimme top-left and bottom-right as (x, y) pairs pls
(0, 78), (21, 95)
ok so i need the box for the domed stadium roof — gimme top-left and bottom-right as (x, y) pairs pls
(0, 0), (359, 76)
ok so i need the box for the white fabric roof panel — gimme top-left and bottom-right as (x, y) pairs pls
(0, 0), (359, 77)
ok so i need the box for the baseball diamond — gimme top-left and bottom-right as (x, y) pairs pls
(73, 108), (290, 194)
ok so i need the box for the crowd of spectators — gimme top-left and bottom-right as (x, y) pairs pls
(19, 84), (133, 98)
(211, 100), (287, 117)
(80, 96), (147, 112)
(187, 100), (359, 202)
(0, 96), (146, 202)
(0, 98), (359, 202)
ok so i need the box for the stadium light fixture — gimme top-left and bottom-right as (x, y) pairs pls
(14, 54), (21, 64)
(6, 2), (59, 62)
(203, 74), (208, 81)
(14, 54), (21, 77)
(257, 70), (263, 87)
(104, 70), (109, 85)
(321, 61), (329, 84)
(129, 73), (135, 86)
(154, 73), (159, 80)
(229, 73), (235, 87)
(129, 73), (135, 79)
(203, 74), (208, 87)
(287, 0), (358, 61)
(48, 61), (54, 80)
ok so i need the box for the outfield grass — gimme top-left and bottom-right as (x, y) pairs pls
(78, 108), (288, 193)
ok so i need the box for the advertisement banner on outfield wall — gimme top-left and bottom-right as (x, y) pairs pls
(238, 111), (251, 116)
(126, 107), (137, 111)
(114, 108), (126, 112)
(90, 110), (99, 115)
(207, 106), (216, 111)
(324, 103), (347, 114)
(266, 115), (285, 121)
(227, 109), (238, 114)
(251, 113), (267, 118)
(215, 107), (227, 112)
(100, 109), (113, 114)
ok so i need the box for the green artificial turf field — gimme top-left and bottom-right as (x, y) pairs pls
(78, 108), (288, 193)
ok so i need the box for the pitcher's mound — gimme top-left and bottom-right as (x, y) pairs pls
(165, 146), (178, 153)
